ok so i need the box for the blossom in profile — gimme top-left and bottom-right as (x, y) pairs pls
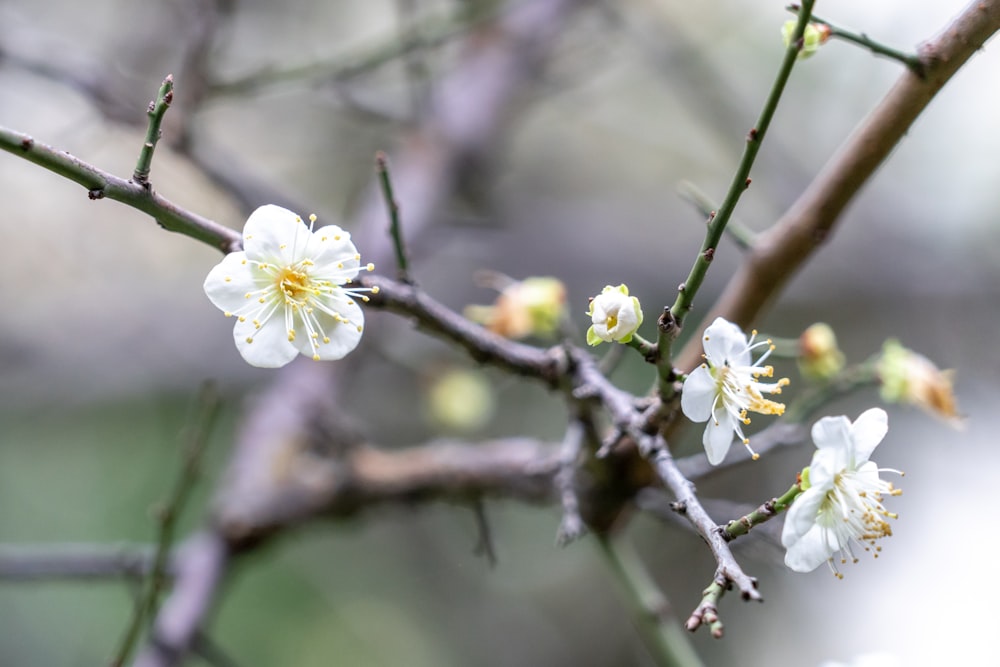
(681, 317), (789, 464)
(203, 204), (376, 368)
(782, 408), (903, 576)
(586, 284), (643, 346)
(878, 339), (963, 428)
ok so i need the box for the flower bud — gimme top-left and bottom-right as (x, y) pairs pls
(797, 323), (845, 380)
(781, 20), (831, 59)
(586, 284), (643, 346)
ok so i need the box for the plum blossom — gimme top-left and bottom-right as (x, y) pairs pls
(681, 317), (789, 464)
(782, 408), (903, 576)
(586, 284), (643, 346)
(203, 204), (376, 368)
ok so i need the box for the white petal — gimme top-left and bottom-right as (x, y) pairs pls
(783, 486), (828, 543)
(811, 414), (852, 450)
(783, 523), (834, 572)
(807, 447), (843, 487)
(291, 297), (365, 360)
(702, 317), (749, 366)
(680, 366), (717, 422)
(305, 224), (361, 277)
(850, 408), (888, 462)
(242, 205), (305, 264)
(703, 410), (735, 465)
(233, 315), (299, 368)
(203, 252), (256, 313)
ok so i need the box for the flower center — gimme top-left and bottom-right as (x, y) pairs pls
(277, 266), (313, 301)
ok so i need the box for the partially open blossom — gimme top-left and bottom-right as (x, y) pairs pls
(203, 204), (376, 368)
(782, 408), (903, 576)
(798, 322), (845, 381)
(782, 20), (831, 59)
(586, 284), (643, 346)
(681, 317), (790, 464)
(465, 275), (567, 340)
(878, 339), (963, 428)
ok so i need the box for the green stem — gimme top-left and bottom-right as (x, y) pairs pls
(625, 333), (657, 361)
(375, 151), (412, 282)
(783, 357), (880, 423)
(656, 0), (816, 390)
(109, 384), (222, 667)
(133, 75), (174, 186)
(0, 125), (241, 253)
(723, 483), (802, 541)
(597, 535), (705, 667)
(786, 5), (925, 77)
(676, 180), (757, 251)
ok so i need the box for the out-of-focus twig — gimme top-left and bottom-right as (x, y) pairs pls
(111, 384), (222, 667)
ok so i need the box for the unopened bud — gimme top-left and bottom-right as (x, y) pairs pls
(798, 323), (845, 380)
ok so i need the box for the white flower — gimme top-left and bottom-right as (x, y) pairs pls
(782, 408), (903, 576)
(681, 317), (789, 464)
(203, 204), (376, 368)
(586, 284), (643, 346)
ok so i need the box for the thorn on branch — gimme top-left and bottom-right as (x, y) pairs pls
(88, 188), (105, 200)
(19, 136), (33, 150)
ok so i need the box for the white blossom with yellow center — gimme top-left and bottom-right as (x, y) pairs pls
(586, 284), (643, 346)
(782, 408), (903, 576)
(203, 205), (376, 368)
(681, 317), (789, 464)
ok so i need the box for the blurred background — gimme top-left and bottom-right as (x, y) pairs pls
(1, 0), (999, 665)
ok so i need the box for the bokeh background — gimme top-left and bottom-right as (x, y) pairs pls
(1, 0), (999, 665)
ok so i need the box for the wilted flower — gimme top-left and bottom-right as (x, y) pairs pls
(782, 408), (903, 576)
(878, 339), (962, 427)
(681, 317), (789, 464)
(586, 284), (643, 346)
(203, 204), (376, 368)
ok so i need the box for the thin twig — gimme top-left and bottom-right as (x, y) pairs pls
(786, 4), (925, 77)
(722, 484), (801, 541)
(470, 499), (498, 567)
(597, 535), (704, 667)
(208, 3), (500, 96)
(645, 435), (761, 636)
(656, 0), (816, 391)
(111, 384), (222, 667)
(676, 180), (757, 251)
(375, 151), (412, 283)
(132, 75), (174, 186)
(0, 125), (241, 253)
